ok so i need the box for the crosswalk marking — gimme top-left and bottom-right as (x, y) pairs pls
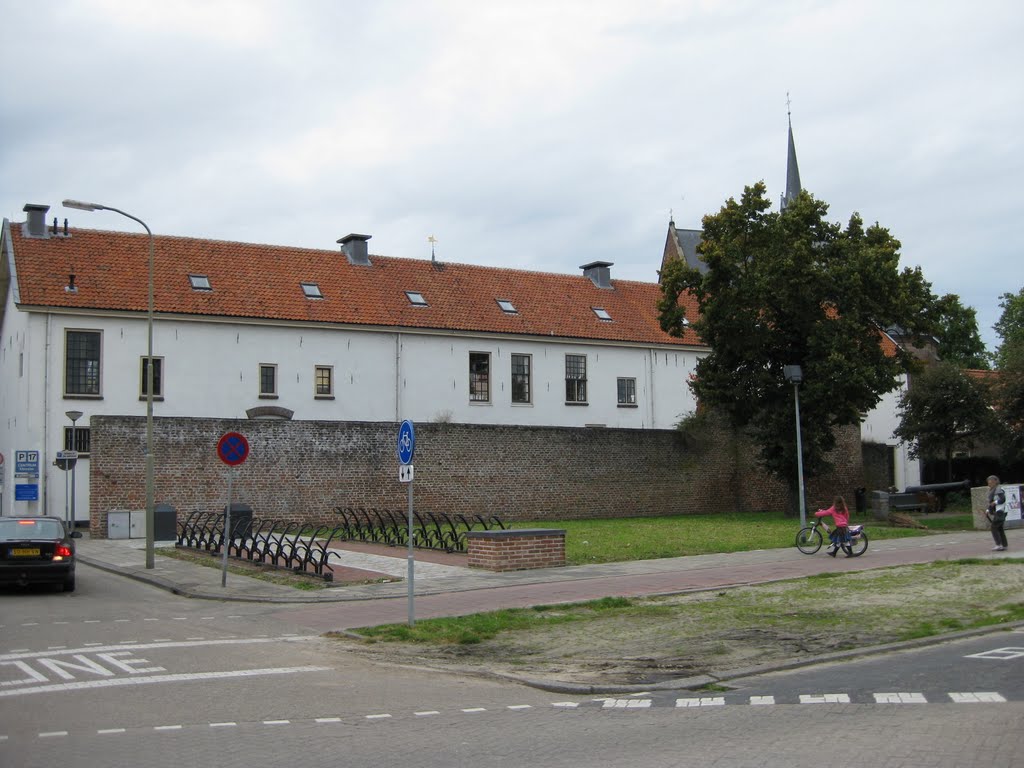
(676, 697), (725, 707)
(949, 692), (1006, 703)
(749, 695), (775, 705)
(602, 699), (652, 708)
(799, 694), (850, 704)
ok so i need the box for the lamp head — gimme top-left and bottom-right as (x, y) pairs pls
(65, 410), (84, 422)
(783, 365), (803, 384)
(62, 199), (105, 212)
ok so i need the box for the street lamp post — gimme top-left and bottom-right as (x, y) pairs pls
(65, 410), (83, 529)
(63, 199), (156, 569)
(783, 365), (807, 528)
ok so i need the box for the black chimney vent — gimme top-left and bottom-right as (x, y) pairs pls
(338, 233), (372, 266)
(580, 261), (613, 289)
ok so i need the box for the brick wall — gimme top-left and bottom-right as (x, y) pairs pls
(88, 416), (864, 536)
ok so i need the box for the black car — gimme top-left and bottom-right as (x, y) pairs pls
(0, 516), (81, 592)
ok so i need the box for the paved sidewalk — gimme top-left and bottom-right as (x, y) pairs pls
(76, 527), (1020, 612)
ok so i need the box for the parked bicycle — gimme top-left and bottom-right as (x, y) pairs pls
(795, 519), (868, 557)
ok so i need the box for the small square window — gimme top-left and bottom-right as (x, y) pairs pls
(188, 274), (212, 291)
(497, 299), (517, 314)
(315, 365), (334, 397)
(592, 307), (612, 321)
(406, 291), (428, 306)
(617, 377), (637, 406)
(302, 282), (323, 299)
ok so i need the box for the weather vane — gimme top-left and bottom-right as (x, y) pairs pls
(427, 234), (437, 262)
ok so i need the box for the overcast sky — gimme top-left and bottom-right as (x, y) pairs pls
(2, 0), (1021, 352)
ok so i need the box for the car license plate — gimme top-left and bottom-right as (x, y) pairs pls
(11, 548), (41, 557)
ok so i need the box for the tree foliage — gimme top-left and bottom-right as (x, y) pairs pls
(992, 338), (1024, 462)
(658, 183), (935, 499)
(933, 293), (988, 369)
(994, 287), (1024, 369)
(893, 362), (998, 480)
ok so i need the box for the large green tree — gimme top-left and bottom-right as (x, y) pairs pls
(893, 362), (998, 481)
(993, 287), (1024, 369)
(934, 293), (988, 369)
(658, 183), (934, 506)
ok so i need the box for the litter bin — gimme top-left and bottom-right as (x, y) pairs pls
(223, 503), (253, 540)
(854, 487), (867, 515)
(154, 503), (178, 542)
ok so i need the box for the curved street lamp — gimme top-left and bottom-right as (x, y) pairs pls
(63, 199), (156, 569)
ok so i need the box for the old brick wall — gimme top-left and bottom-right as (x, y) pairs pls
(88, 416), (864, 535)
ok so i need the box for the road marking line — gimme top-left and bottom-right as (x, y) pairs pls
(552, 702), (579, 708)
(315, 717), (342, 723)
(39, 731), (67, 738)
(154, 725), (182, 731)
(602, 699), (651, 709)
(799, 694), (850, 704)
(507, 705), (532, 710)
(874, 693), (927, 704)
(462, 708), (487, 713)
(414, 711), (439, 717)
(965, 647), (1024, 660)
(21, 623), (39, 627)
(949, 692), (1007, 703)
(366, 714), (392, 720)
(676, 697), (725, 707)
(263, 720), (290, 725)
(210, 722), (237, 727)
(0, 665), (330, 697)
(98, 728), (126, 734)
(750, 696), (775, 705)
(0, 636), (317, 662)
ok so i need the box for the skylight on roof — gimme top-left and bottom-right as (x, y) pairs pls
(188, 274), (211, 291)
(301, 282), (323, 299)
(592, 307), (612, 321)
(406, 291), (428, 306)
(497, 299), (517, 314)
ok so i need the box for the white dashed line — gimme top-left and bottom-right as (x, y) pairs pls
(39, 731), (67, 738)
(210, 722), (237, 728)
(315, 717), (342, 723)
(676, 697), (725, 707)
(949, 692), (1007, 703)
(507, 705), (532, 710)
(97, 728), (126, 735)
(154, 725), (182, 731)
(462, 707), (487, 713)
(750, 696), (775, 705)
(366, 714), (392, 720)
(263, 720), (290, 725)
(874, 692), (927, 704)
(552, 702), (579, 708)
(415, 711), (440, 716)
(602, 699), (651, 709)
(799, 694), (851, 704)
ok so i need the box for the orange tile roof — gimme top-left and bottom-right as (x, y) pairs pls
(9, 225), (703, 348)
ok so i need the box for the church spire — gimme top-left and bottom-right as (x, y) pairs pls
(782, 93), (801, 210)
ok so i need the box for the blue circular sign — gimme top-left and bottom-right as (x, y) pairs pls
(397, 420), (415, 465)
(217, 432), (250, 466)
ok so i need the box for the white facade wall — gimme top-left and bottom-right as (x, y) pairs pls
(860, 375), (921, 490)
(2, 307), (702, 521)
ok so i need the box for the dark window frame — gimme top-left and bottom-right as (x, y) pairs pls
(565, 354), (588, 404)
(511, 353), (531, 404)
(469, 352), (491, 403)
(64, 329), (102, 397)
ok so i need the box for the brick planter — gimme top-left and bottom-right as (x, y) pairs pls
(465, 528), (566, 571)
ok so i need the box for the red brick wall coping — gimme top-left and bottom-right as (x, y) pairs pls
(465, 528), (567, 572)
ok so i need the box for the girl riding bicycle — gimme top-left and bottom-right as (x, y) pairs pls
(814, 495), (851, 557)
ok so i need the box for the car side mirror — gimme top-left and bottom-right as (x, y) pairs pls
(70, 531), (83, 539)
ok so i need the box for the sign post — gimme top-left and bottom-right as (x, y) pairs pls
(397, 420), (416, 626)
(217, 432), (250, 587)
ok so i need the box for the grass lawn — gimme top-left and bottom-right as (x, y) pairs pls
(518, 511), (976, 565)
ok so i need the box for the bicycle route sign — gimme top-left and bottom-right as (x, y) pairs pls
(397, 420), (415, 465)
(217, 432), (250, 466)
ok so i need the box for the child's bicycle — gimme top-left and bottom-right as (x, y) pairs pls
(795, 519), (869, 557)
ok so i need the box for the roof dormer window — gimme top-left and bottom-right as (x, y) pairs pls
(592, 307), (612, 321)
(301, 282), (323, 299)
(496, 299), (517, 314)
(188, 274), (212, 291)
(406, 291), (428, 307)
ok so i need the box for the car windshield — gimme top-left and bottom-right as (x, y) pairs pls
(0, 519), (65, 541)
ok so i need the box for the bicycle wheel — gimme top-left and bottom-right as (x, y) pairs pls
(795, 527), (823, 554)
(841, 531), (869, 557)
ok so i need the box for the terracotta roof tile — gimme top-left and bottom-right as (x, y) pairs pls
(10, 226), (704, 348)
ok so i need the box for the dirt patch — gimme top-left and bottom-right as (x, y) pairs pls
(332, 561), (1024, 688)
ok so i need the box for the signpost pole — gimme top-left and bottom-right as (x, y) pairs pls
(407, 478), (415, 626)
(222, 468), (232, 588)
(397, 420), (416, 627)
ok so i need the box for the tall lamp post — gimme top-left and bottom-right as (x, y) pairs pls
(63, 199), (156, 569)
(65, 410), (83, 529)
(783, 365), (807, 528)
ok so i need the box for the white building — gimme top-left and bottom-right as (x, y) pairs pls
(1, 205), (707, 523)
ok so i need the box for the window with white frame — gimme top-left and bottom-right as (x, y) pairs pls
(64, 329), (101, 397)
(617, 377), (637, 406)
(469, 352), (490, 402)
(315, 365), (334, 397)
(565, 354), (587, 403)
(259, 363), (278, 397)
(511, 353), (531, 404)
(140, 356), (164, 399)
